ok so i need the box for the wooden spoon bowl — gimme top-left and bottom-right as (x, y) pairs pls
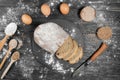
(1, 51), (20, 79)
(11, 51), (20, 61)
(0, 39), (18, 69)
(0, 23), (17, 52)
(9, 39), (18, 50)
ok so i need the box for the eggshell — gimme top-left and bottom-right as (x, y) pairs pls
(21, 14), (32, 25)
(60, 3), (70, 15)
(41, 4), (51, 17)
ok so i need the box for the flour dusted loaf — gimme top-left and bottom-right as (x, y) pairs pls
(34, 22), (84, 64)
(34, 22), (69, 54)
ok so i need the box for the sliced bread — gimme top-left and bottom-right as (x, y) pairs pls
(56, 36), (73, 59)
(63, 40), (78, 61)
(69, 47), (83, 64)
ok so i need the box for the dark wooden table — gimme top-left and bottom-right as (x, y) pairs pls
(0, 0), (120, 80)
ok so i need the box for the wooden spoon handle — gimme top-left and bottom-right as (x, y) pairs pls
(0, 48), (11, 69)
(1, 61), (14, 79)
(90, 42), (108, 61)
(0, 35), (9, 51)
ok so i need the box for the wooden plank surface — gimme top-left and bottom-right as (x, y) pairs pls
(0, 0), (120, 80)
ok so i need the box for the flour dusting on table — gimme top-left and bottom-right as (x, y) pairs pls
(0, 0), (119, 80)
(44, 52), (75, 74)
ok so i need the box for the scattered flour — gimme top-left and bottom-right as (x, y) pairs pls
(0, 0), (40, 79)
(16, 38), (23, 49)
(17, 51), (36, 80)
(0, 0), (39, 27)
(44, 52), (75, 74)
(44, 53), (66, 73)
(8, 1), (41, 78)
(0, 0), (119, 79)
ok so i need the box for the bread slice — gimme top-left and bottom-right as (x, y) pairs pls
(63, 40), (78, 61)
(61, 39), (74, 59)
(69, 47), (83, 64)
(56, 36), (73, 59)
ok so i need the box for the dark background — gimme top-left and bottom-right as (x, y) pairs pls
(0, 0), (120, 80)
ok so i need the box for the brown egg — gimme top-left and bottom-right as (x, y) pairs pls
(41, 3), (51, 17)
(60, 3), (70, 15)
(21, 14), (32, 25)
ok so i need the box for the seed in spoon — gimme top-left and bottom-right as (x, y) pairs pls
(0, 23), (17, 51)
(0, 39), (18, 69)
(1, 51), (20, 79)
(11, 51), (20, 61)
(9, 39), (18, 49)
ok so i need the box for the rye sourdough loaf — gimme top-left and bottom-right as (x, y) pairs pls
(34, 22), (84, 64)
(34, 22), (69, 54)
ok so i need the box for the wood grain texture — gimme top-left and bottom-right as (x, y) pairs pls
(0, 35), (9, 51)
(0, 0), (120, 80)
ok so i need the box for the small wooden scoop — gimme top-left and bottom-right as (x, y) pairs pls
(0, 39), (18, 69)
(1, 51), (20, 79)
(0, 23), (17, 52)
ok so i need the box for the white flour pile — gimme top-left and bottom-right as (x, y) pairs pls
(5, 23), (17, 35)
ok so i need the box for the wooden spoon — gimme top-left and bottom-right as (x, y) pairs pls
(0, 23), (17, 52)
(1, 51), (20, 79)
(0, 39), (18, 69)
